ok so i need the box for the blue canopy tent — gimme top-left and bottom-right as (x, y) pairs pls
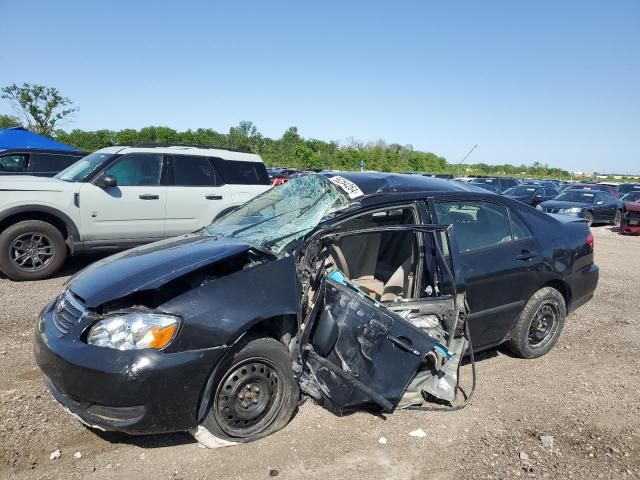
(0, 127), (79, 151)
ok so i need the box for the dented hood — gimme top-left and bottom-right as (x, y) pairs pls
(68, 234), (253, 307)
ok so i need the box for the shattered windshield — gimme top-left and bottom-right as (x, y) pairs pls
(205, 174), (350, 253)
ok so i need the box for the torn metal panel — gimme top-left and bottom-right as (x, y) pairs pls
(298, 276), (443, 414)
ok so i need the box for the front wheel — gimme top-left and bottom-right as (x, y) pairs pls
(506, 287), (566, 359)
(0, 220), (67, 281)
(195, 337), (299, 447)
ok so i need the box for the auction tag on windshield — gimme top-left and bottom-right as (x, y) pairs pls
(329, 176), (364, 199)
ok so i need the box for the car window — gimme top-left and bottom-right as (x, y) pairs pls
(0, 154), (28, 172)
(170, 155), (221, 186)
(510, 212), (533, 240)
(214, 159), (270, 185)
(103, 154), (163, 186)
(30, 153), (77, 172)
(434, 201), (512, 252)
(595, 193), (606, 204)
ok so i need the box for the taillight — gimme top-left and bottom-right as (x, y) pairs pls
(586, 231), (594, 252)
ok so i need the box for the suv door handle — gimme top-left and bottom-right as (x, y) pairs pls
(516, 250), (537, 261)
(206, 194), (223, 200)
(139, 194), (159, 200)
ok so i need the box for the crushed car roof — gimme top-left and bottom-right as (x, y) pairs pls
(321, 172), (480, 196)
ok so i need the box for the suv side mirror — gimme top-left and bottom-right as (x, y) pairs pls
(95, 174), (117, 189)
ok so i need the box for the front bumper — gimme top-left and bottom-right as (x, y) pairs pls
(34, 300), (228, 434)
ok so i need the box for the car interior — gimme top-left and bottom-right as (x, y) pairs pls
(326, 207), (419, 302)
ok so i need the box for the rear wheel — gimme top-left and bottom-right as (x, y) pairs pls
(584, 211), (594, 227)
(0, 220), (67, 281)
(195, 337), (298, 446)
(613, 210), (622, 227)
(506, 287), (566, 359)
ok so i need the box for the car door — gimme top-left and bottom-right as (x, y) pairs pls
(298, 225), (461, 414)
(164, 155), (235, 237)
(600, 193), (617, 221)
(79, 153), (166, 241)
(429, 198), (542, 349)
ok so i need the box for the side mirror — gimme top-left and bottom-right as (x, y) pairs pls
(95, 174), (117, 189)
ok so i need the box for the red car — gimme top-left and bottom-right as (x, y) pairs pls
(620, 200), (640, 235)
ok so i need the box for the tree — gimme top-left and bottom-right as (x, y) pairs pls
(0, 114), (21, 129)
(1, 83), (78, 136)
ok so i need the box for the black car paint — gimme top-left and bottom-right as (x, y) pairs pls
(34, 173), (598, 434)
(539, 194), (617, 223)
(504, 187), (553, 206)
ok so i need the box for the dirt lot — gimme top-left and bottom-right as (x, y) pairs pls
(1, 226), (638, 480)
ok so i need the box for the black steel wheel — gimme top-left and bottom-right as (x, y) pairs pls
(527, 302), (560, 349)
(214, 359), (282, 438)
(506, 287), (566, 358)
(0, 220), (67, 281)
(199, 337), (299, 443)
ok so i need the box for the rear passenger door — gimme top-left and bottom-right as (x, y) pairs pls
(164, 155), (235, 237)
(431, 199), (542, 348)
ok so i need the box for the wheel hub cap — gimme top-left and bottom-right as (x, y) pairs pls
(9, 232), (54, 272)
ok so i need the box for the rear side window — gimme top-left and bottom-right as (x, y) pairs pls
(30, 153), (78, 172)
(170, 155), (221, 186)
(434, 201), (512, 252)
(214, 159), (270, 185)
(510, 212), (533, 240)
(0, 154), (28, 172)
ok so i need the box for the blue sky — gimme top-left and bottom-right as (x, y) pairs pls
(1, 0), (638, 173)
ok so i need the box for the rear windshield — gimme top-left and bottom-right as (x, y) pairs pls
(504, 186), (537, 196)
(556, 191), (596, 203)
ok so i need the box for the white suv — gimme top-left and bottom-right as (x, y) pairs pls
(0, 144), (271, 280)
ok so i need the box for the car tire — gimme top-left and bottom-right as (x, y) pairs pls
(584, 211), (594, 227)
(196, 337), (299, 447)
(0, 220), (67, 281)
(613, 210), (622, 227)
(505, 287), (566, 359)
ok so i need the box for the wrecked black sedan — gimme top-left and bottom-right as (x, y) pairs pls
(34, 173), (599, 447)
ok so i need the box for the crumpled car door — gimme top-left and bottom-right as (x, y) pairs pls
(297, 222), (457, 415)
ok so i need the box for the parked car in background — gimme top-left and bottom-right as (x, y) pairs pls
(538, 189), (618, 226)
(0, 149), (86, 177)
(0, 143), (271, 280)
(468, 181), (501, 193)
(614, 191), (640, 227)
(503, 185), (557, 206)
(573, 183), (620, 199)
(34, 173), (598, 447)
(471, 176), (520, 192)
(620, 201), (640, 235)
(616, 183), (640, 195)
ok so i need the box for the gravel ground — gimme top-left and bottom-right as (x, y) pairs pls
(1, 226), (639, 480)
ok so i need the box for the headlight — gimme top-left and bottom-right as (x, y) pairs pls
(536, 204), (543, 210)
(87, 312), (179, 350)
(561, 207), (582, 214)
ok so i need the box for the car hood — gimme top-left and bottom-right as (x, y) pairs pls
(68, 234), (255, 307)
(539, 200), (589, 209)
(0, 175), (70, 192)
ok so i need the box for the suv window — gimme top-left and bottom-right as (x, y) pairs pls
(0, 154), (28, 172)
(170, 155), (221, 186)
(434, 201), (513, 252)
(30, 153), (77, 172)
(104, 154), (163, 186)
(214, 159), (270, 185)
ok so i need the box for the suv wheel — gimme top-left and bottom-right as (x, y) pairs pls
(584, 211), (594, 227)
(0, 220), (67, 281)
(506, 287), (566, 359)
(614, 210), (622, 227)
(195, 337), (298, 447)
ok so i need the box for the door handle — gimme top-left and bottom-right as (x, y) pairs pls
(139, 194), (159, 200)
(386, 335), (421, 356)
(206, 194), (223, 200)
(516, 250), (537, 261)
